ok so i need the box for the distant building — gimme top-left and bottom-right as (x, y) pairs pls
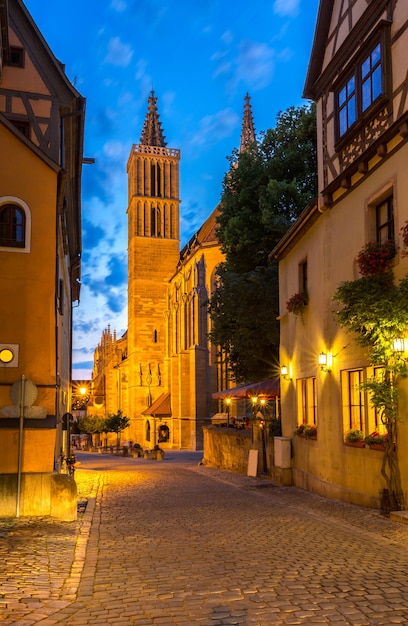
(0, 0), (85, 518)
(273, 0), (408, 508)
(90, 93), (256, 450)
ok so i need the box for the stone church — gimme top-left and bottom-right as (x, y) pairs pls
(89, 92), (256, 450)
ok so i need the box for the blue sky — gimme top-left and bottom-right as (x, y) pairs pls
(25, 0), (320, 380)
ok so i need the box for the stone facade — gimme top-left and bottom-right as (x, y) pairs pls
(90, 93), (257, 451)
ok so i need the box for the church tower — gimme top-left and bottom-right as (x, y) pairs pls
(126, 91), (180, 440)
(240, 93), (256, 153)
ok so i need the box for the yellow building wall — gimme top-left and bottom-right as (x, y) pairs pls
(279, 142), (408, 508)
(0, 124), (58, 415)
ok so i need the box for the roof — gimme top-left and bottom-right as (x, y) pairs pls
(139, 90), (166, 147)
(212, 378), (280, 400)
(141, 392), (172, 417)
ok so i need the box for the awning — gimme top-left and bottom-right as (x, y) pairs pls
(141, 392), (172, 416)
(212, 378), (280, 400)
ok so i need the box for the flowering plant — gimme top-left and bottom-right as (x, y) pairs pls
(345, 429), (364, 443)
(364, 431), (388, 445)
(293, 423), (317, 439)
(286, 290), (308, 316)
(356, 240), (396, 276)
(400, 222), (408, 257)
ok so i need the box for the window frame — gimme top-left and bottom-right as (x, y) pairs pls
(9, 46), (25, 68)
(0, 197), (31, 253)
(341, 366), (387, 439)
(334, 24), (390, 148)
(296, 376), (317, 426)
(376, 196), (394, 243)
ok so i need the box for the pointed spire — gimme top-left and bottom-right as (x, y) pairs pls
(240, 93), (256, 153)
(140, 90), (167, 147)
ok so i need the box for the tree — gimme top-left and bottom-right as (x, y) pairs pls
(105, 410), (130, 450)
(209, 103), (317, 382)
(334, 266), (408, 507)
(77, 415), (106, 447)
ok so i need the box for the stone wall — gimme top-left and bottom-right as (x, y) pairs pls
(203, 426), (293, 484)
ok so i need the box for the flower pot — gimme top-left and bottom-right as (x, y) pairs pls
(345, 440), (365, 448)
(369, 443), (385, 451)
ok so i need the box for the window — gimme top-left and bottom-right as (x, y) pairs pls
(299, 259), (307, 293)
(296, 377), (316, 425)
(10, 119), (29, 139)
(9, 46), (24, 68)
(0, 203), (25, 247)
(341, 367), (387, 437)
(376, 196), (394, 243)
(336, 37), (386, 141)
(58, 279), (64, 315)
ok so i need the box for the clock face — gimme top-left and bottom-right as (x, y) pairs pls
(0, 347), (14, 363)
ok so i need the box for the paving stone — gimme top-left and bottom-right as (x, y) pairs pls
(2, 452), (408, 625)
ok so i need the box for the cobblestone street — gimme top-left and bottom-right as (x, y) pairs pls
(1, 451), (408, 625)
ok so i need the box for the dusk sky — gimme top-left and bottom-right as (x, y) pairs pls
(25, 0), (320, 380)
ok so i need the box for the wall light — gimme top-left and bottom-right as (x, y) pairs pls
(393, 337), (407, 354)
(318, 352), (332, 373)
(280, 365), (292, 381)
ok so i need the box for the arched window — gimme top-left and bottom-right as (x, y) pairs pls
(0, 203), (25, 247)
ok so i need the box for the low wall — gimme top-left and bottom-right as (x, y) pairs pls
(203, 426), (294, 484)
(0, 473), (78, 520)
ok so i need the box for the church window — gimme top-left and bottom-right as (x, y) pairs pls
(0, 202), (26, 248)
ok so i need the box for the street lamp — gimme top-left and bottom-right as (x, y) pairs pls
(224, 397), (232, 427)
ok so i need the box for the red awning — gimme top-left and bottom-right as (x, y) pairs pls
(212, 378), (280, 400)
(141, 392), (172, 416)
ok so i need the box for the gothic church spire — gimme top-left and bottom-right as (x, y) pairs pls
(140, 90), (167, 147)
(240, 93), (256, 153)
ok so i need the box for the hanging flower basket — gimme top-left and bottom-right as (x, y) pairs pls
(356, 240), (396, 276)
(286, 290), (308, 317)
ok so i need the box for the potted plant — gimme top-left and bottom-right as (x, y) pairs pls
(304, 424), (317, 440)
(293, 424), (306, 437)
(356, 240), (396, 276)
(365, 431), (388, 451)
(131, 443), (143, 458)
(293, 424), (317, 439)
(286, 290), (308, 318)
(345, 429), (365, 448)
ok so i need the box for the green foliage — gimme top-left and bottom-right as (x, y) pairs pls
(208, 264), (280, 383)
(334, 265), (408, 498)
(209, 103), (317, 382)
(105, 410), (130, 434)
(217, 103), (317, 274)
(77, 415), (106, 435)
(334, 272), (408, 368)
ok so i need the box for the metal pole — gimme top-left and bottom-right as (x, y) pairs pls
(16, 375), (26, 518)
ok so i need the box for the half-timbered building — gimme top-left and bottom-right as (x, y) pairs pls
(273, 0), (408, 508)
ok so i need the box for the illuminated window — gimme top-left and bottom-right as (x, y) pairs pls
(296, 377), (316, 425)
(341, 367), (387, 436)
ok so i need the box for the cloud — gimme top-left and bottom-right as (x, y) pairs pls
(110, 0), (127, 11)
(273, 0), (299, 17)
(236, 40), (274, 90)
(105, 37), (134, 67)
(190, 108), (239, 147)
